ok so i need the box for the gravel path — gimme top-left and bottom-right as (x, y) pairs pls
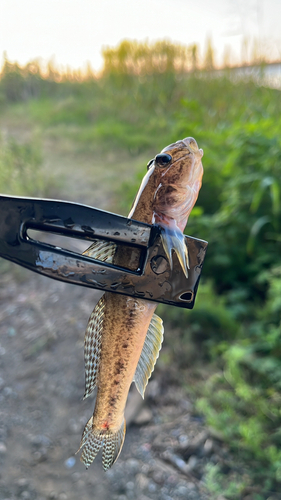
(0, 266), (217, 500)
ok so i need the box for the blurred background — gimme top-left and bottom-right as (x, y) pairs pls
(0, 1), (281, 499)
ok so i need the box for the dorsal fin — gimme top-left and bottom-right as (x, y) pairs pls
(134, 313), (164, 398)
(82, 240), (116, 263)
(84, 295), (105, 399)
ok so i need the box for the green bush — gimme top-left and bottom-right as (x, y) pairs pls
(197, 267), (281, 497)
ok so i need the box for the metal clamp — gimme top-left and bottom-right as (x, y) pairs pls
(0, 195), (208, 309)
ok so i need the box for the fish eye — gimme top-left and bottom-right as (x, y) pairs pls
(155, 153), (172, 167)
(147, 159), (154, 170)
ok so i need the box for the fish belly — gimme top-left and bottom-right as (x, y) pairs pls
(93, 292), (157, 430)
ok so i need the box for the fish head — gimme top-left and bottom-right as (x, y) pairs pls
(150, 137), (204, 232)
(128, 137), (203, 232)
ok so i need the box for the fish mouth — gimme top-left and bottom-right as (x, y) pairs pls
(182, 137), (204, 158)
(162, 137), (203, 158)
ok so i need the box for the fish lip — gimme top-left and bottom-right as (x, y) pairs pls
(182, 137), (204, 158)
(182, 137), (197, 148)
(162, 137), (203, 158)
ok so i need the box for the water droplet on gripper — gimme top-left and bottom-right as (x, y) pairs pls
(64, 217), (75, 228)
(81, 225), (94, 234)
(151, 255), (169, 274)
(111, 282), (121, 290)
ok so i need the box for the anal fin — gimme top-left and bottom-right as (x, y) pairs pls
(134, 313), (164, 398)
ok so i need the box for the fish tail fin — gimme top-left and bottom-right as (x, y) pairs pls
(160, 226), (189, 278)
(77, 417), (126, 471)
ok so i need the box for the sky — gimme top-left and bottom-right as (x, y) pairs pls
(0, 0), (281, 72)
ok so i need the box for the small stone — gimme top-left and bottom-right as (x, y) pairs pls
(187, 455), (198, 471)
(203, 438), (214, 455)
(167, 474), (177, 484)
(20, 492), (31, 500)
(31, 410), (42, 420)
(180, 399), (193, 411)
(0, 346), (6, 355)
(126, 458), (139, 473)
(3, 387), (12, 396)
(134, 408), (153, 425)
(8, 327), (16, 336)
(126, 481), (134, 490)
(178, 434), (189, 444)
(16, 478), (29, 496)
(17, 478), (28, 486)
(140, 443), (151, 453)
(174, 455), (186, 471)
(140, 462), (149, 473)
(148, 481), (157, 493)
(58, 494), (67, 500)
(146, 379), (160, 398)
(104, 468), (115, 480)
(76, 480), (85, 489)
(0, 442), (7, 454)
(127, 490), (135, 499)
(210, 453), (220, 464)
(71, 472), (81, 482)
(48, 492), (58, 499)
(186, 482), (196, 490)
(33, 451), (43, 462)
(30, 434), (51, 448)
(64, 457), (76, 469)
(68, 419), (80, 433)
(17, 294), (27, 303)
(176, 485), (189, 497)
(152, 470), (165, 484)
(136, 473), (149, 491)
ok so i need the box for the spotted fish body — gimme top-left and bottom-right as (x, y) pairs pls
(78, 137), (204, 470)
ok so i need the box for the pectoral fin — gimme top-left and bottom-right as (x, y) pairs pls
(134, 313), (164, 398)
(160, 226), (189, 278)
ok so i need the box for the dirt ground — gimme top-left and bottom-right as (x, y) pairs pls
(0, 265), (218, 500)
